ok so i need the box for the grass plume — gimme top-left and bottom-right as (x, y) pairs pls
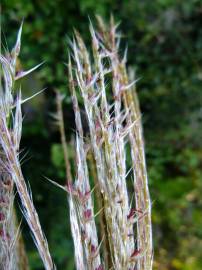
(0, 24), (55, 270)
(56, 16), (153, 270)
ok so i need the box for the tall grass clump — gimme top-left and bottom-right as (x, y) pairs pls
(0, 24), (55, 270)
(56, 16), (153, 270)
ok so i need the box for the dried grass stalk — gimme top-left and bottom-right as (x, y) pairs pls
(0, 24), (55, 270)
(56, 89), (102, 270)
(63, 16), (153, 270)
(0, 23), (25, 270)
(95, 16), (153, 269)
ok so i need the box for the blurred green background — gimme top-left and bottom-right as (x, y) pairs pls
(1, 0), (202, 269)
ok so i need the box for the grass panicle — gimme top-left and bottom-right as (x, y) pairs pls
(0, 25), (55, 270)
(56, 17), (153, 270)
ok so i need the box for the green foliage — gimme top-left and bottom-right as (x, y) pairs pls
(1, 0), (201, 269)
